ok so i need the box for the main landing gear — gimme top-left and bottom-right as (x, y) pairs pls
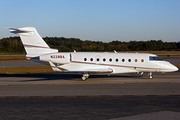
(81, 72), (153, 81)
(148, 72), (153, 79)
(81, 74), (89, 81)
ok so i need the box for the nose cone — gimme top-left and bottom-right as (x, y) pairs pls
(159, 62), (179, 72)
(172, 65), (179, 72)
(166, 63), (179, 72)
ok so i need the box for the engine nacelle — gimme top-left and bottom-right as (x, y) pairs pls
(40, 53), (70, 64)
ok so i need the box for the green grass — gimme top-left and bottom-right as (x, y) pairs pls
(0, 53), (25, 55)
(0, 66), (54, 74)
(0, 55), (29, 62)
(173, 64), (180, 67)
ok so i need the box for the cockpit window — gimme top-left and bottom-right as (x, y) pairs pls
(156, 57), (163, 60)
(149, 56), (163, 61)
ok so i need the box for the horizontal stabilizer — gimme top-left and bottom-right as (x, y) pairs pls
(9, 28), (34, 33)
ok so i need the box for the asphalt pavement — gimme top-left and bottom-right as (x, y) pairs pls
(0, 59), (180, 120)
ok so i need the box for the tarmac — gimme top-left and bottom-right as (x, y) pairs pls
(0, 71), (180, 96)
(0, 62), (180, 119)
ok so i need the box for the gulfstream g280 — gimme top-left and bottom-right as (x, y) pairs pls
(9, 27), (178, 80)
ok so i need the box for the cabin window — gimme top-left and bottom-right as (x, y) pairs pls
(149, 56), (163, 61)
(141, 59), (144, 62)
(128, 59), (131, 62)
(122, 59), (125, 62)
(90, 58), (93, 61)
(84, 58), (87, 61)
(115, 58), (118, 62)
(97, 58), (100, 62)
(103, 58), (106, 62)
(109, 58), (112, 62)
(135, 59), (137, 62)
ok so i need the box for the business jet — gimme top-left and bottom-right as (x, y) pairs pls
(8, 27), (178, 81)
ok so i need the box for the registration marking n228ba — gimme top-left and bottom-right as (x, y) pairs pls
(50, 55), (65, 59)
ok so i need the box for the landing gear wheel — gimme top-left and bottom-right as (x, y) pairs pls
(81, 74), (89, 81)
(149, 75), (153, 79)
(148, 72), (153, 79)
(81, 76), (87, 81)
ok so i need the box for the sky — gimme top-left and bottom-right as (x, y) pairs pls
(0, 0), (180, 42)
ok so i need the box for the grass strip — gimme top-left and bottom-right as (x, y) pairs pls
(0, 56), (29, 62)
(173, 64), (180, 67)
(0, 66), (54, 74)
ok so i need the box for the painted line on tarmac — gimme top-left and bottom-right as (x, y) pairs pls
(0, 95), (180, 98)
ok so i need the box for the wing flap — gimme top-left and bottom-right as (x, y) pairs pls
(49, 61), (113, 73)
(64, 69), (113, 73)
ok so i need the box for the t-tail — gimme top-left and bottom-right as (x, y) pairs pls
(9, 27), (58, 59)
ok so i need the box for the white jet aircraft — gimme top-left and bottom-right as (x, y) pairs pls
(9, 27), (178, 81)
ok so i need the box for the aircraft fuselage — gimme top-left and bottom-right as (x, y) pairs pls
(39, 52), (178, 74)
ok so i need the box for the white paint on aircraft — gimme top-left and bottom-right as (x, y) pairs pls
(8, 27), (178, 80)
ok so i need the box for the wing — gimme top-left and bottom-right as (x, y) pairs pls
(48, 61), (113, 73)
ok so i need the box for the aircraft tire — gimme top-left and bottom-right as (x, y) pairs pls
(149, 75), (153, 79)
(81, 76), (87, 81)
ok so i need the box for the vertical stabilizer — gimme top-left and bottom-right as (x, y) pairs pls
(9, 27), (58, 58)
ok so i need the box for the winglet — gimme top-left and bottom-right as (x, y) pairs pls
(48, 61), (62, 72)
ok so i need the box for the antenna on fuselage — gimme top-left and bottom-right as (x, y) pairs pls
(74, 50), (76, 52)
(114, 50), (117, 53)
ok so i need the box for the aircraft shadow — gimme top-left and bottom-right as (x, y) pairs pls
(0, 72), (143, 82)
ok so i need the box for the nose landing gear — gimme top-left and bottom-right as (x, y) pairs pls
(148, 72), (153, 79)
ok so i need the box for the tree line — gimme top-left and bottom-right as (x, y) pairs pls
(0, 37), (180, 53)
